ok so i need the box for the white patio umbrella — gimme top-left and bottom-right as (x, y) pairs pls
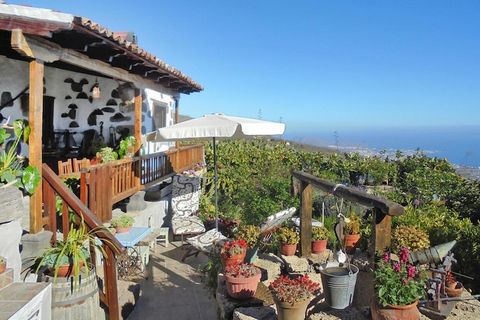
(152, 113), (286, 229)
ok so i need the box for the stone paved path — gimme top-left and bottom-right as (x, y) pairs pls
(127, 241), (217, 320)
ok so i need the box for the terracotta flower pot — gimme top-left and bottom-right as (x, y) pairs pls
(311, 240), (328, 253)
(50, 262), (85, 278)
(115, 226), (131, 234)
(371, 300), (420, 320)
(344, 234), (361, 254)
(274, 297), (310, 320)
(225, 272), (261, 300)
(0, 262), (6, 274)
(222, 252), (246, 268)
(445, 282), (463, 297)
(280, 243), (297, 256)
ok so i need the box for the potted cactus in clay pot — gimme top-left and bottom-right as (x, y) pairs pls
(225, 263), (261, 300)
(277, 227), (299, 256)
(269, 274), (320, 320)
(311, 226), (330, 254)
(221, 239), (247, 268)
(344, 213), (361, 254)
(235, 225), (261, 263)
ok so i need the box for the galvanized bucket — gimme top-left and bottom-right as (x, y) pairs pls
(320, 264), (359, 309)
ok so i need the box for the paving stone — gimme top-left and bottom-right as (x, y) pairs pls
(126, 191), (147, 212)
(281, 254), (310, 273)
(233, 306), (277, 320)
(253, 253), (282, 286)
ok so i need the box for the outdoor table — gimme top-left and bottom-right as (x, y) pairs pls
(115, 227), (152, 280)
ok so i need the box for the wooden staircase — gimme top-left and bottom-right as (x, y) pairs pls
(41, 164), (125, 320)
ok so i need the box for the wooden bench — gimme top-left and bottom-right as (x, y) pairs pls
(58, 158), (91, 178)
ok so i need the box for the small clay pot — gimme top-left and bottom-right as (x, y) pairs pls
(115, 226), (132, 234)
(222, 252), (246, 268)
(445, 282), (463, 297)
(280, 243), (297, 256)
(312, 240), (328, 254)
(344, 234), (361, 254)
(0, 262), (6, 274)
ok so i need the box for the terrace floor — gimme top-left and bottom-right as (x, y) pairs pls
(127, 241), (217, 320)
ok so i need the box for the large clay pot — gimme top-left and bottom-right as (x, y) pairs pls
(311, 240), (328, 254)
(222, 252), (246, 268)
(344, 234), (361, 254)
(225, 272), (261, 300)
(274, 297), (310, 320)
(371, 300), (420, 320)
(280, 243), (297, 256)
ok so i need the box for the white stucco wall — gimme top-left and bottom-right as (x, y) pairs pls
(0, 55), (176, 155)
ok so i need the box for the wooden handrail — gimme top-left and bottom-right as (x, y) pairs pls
(42, 164), (124, 255)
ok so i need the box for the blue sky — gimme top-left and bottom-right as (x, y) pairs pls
(8, 1), (480, 133)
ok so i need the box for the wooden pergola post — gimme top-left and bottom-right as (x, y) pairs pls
(133, 89), (142, 154)
(299, 181), (313, 257)
(370, 208), (392, 256)
(28, 59), (44, 233)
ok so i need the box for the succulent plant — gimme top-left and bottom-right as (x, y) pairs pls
(312, 226), (330, 241)
(110, 215), (134, 228)
(235, 225), (261, 248)
(276, 227), (300, 245)
(391, 225), (430, 252)
(225, 263), (260, 278)
(344, 213), (361, 235)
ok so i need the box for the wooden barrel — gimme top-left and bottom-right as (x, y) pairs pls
(42, 269), (106, 320)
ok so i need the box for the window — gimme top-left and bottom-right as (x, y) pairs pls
(152, 101), (168, 129)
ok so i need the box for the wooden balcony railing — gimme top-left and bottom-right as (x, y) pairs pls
(42, 164), (124, 320)
(77, 144), (204, 222)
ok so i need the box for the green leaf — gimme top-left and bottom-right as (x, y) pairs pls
(21, 166), (40, 194)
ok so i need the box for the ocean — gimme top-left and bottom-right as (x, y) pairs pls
(285, 126), (480, 168)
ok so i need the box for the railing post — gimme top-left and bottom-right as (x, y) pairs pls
(42, 179), (57, 243)
(80, 171), (88, 205)
(300, 181), (313, 257)
(103, 245), (120, 320)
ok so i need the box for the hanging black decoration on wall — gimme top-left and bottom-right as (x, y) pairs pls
(87, 109), (104, 126)
(1, 92), (13, 108)
(76, 92), (88, 99)
(69, 121), (79, 128)
(110, 113), (131, 122)
(65, 95), (72, 100)
(106, 99), (118, 106)
(101, 107), (115, 113)
(111, 89), (120, 99)
(65, 78), (89, 92)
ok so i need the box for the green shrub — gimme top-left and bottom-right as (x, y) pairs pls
(391, 225), (430, 252)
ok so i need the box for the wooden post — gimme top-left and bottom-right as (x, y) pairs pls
(103, 245), (120, 320)
(174, 97), (179, 148)
(134, 89), (142, 154)
(300, 181), (313, 257)
(371, 208), (392, 256)
(29, 60), (44, 234)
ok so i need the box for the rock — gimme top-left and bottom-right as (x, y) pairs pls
(233, 306), (277, 320)
(309, 250), (334, 266)
(126, 191), (147, 212)
(20, 230), (53, 265)
(0, 186), (23, 224)
(308, 306), (368, 320)
(281, 255), (310, 273)
(351, 251), (373, 272)
(253, 253), (282, 285)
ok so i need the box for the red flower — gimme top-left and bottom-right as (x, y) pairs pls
(382, 252), (390, 263)
(392, 262), (401, 273)
(407, 265), (416, 278)
(399, 246), (409, 264)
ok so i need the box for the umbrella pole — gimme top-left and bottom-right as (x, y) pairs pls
(213, 137), (218, 230)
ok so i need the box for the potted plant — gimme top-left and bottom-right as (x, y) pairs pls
(110, 214), (134, 233)
(0, 256), (6, 274)
(371, 247), (427, 320)
(96, 147), (118, 164)
(344, 213), (361, 254)
(277, 227), (299, 256)
(36, 221), (106, 281)
(220, 239), (247, 268)
(118, 136), (136, 159)
(445, 272), (463, 297)
(311, 226), (330, 254)
(224, 263), (261, 300)
(235, 225), (261, 263)
(269, 275), (320, 320)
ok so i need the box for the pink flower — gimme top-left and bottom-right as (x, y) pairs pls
(382, 252), (390, 262)
(399, 246), (409, 264)
(407, 265), (416, 278)
(392, 262), (401, 272)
